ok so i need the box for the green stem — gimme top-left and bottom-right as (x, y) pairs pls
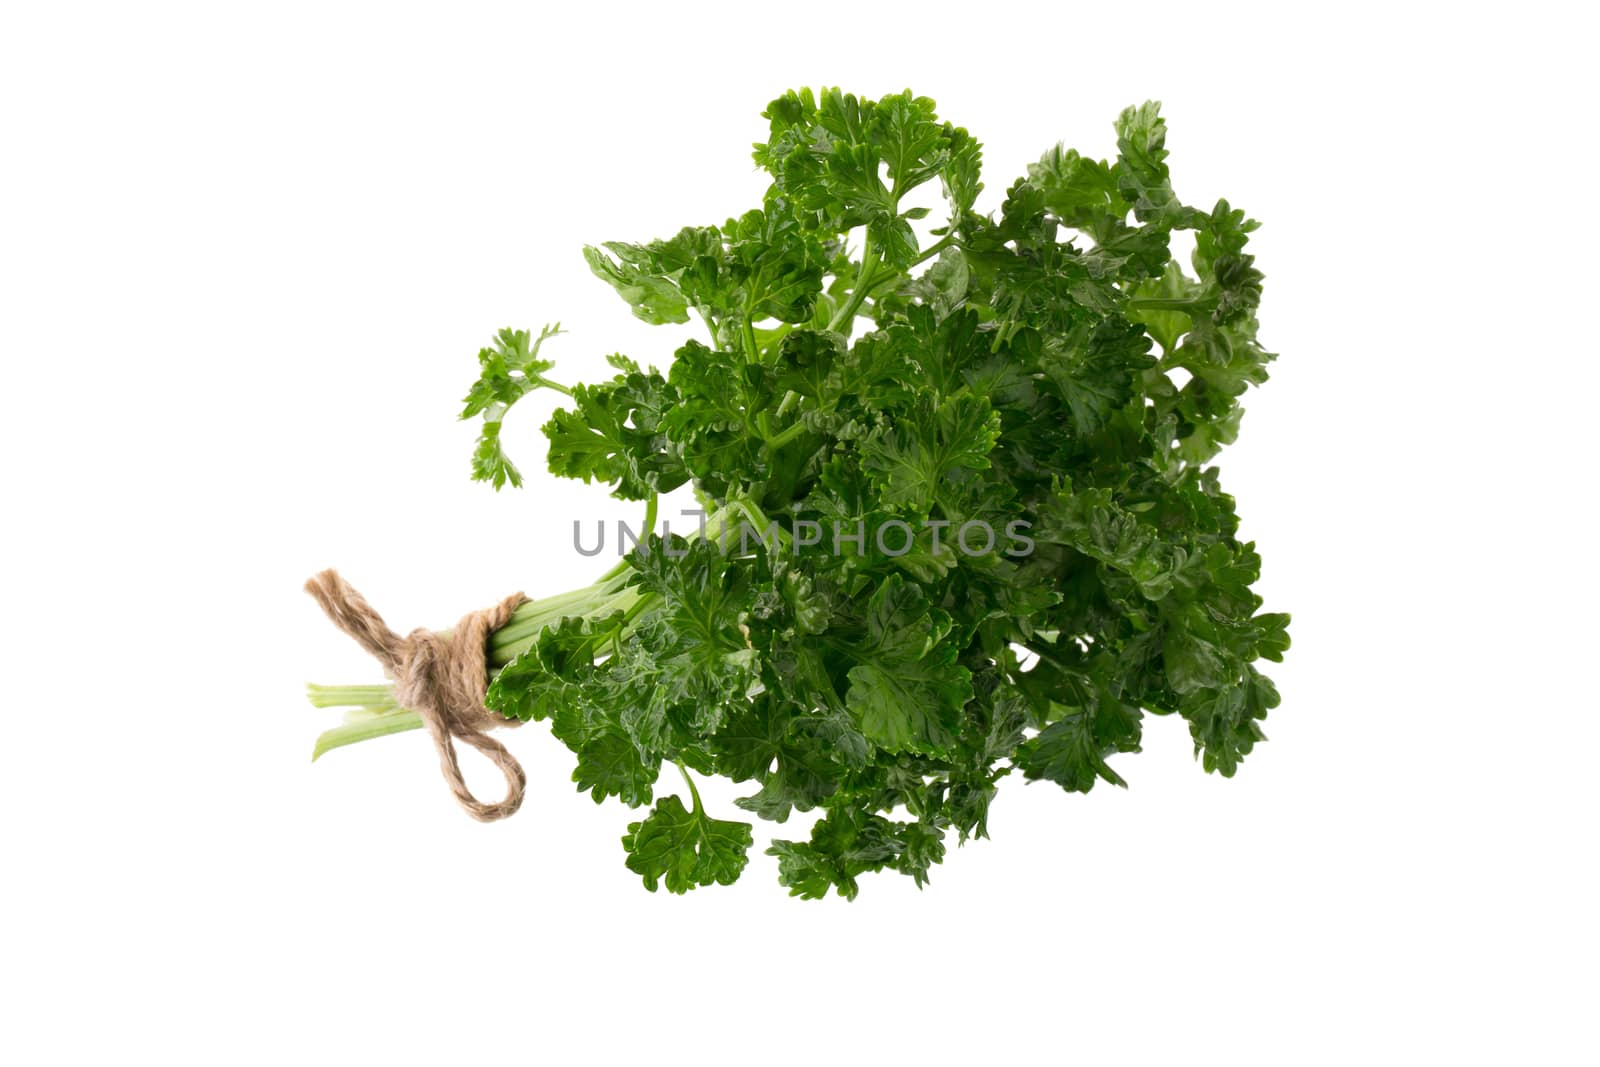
(766, 419), (809, 450)
(703, 497), (780, 553)
(830, 235), (956, 339)
(306, 683), (397, 710)
(597, 555), (633, 584)
(489, 581), (631, 663)
(312, 707), (424, 761)
(741, 317), (760, 363)
(676, 760), (703, 814)
(592, 587), (646, 631)
(531, 375), (573, 398)
(907, 234), (955, 270)
(698, 309), (720, 347)
(1127, 297), (1204, 313)
(829, 232), (880, 335)
(494, 499), (756, 660)
(641, 492), (658, 542)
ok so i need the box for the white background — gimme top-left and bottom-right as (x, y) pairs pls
(3, 1), (1596, 1063)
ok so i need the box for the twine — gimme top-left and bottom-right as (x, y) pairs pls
(304, 569), (527, 822)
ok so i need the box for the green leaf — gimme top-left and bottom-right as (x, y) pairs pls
(460, 325), (564, 490)
(860, 393), (1000, 513)
(1028, 143), (1121, 234)
(843, 575), (972, 754)
(559, 706), (660, 808)
(1039, 319), (1155, 437)
(621, 795), (753, 893)
(1016, 683), (1142, 793)
(1182, 668), (1280, 776)
(583, 245), (691, 325)
(768, 806), (939, 899)
(1114, 101), (1183, 224)
(542, 367), (687, 500)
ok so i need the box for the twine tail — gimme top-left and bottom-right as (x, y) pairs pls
(304, 569), (527, 822)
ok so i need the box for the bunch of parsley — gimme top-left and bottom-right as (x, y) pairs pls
(312, 89), (1289, 898)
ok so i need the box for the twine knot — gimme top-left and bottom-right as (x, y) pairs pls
(304, 569), (527, 822)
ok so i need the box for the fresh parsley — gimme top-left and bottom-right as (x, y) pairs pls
(314, 89), (1290, 898)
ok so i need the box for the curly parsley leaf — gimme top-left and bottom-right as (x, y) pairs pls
(622, 793), (753, 894)
(460, 325), (565, 489)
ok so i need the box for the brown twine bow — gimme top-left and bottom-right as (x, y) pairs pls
(304, 569), (528, 822)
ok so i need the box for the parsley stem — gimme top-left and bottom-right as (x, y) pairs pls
(829, 233), (880, 335)
(618, 590), (652, 626)
(1126, 297), (1200, 312)
(826, 233), (955, 337)
(907, 234), (955, 270)
(676, 760), (703, 814)
(311, 705), (424, 761)
(766, 420), (809, 450)
(531, 374), (573, 398)
(741, 318), (760, 363)
(490, 583), (637, 664)
(641, 492), (658, 541)
(306, 683), (397, 709)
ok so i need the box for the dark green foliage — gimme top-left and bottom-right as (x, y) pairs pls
(470, 91), (1289, 897)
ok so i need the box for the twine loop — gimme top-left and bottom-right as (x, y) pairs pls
(304, 569), (527, 822)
